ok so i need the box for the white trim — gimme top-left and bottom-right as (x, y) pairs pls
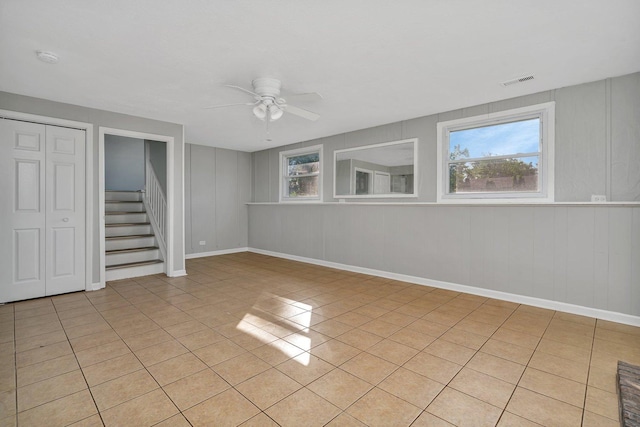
(334, 138), (419, 199)
(185, 247), (249, 259)
(248, 247), (640, 327)
(437, 102), (555, 203)
(0, 109), (95, 293)
(105, 262), (165, 281)
(167, 269), (187, 277)
(99, 127), (175, 285)
(279, 144), (324, 203)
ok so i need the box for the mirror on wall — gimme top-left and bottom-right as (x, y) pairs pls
(334, 138), (418, 198)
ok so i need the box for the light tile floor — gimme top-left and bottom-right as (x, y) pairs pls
(1, 252), (639, 426)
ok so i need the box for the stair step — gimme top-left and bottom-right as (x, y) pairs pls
(105, 202), (145, 212)
(106, 246), (159, 254)
(106, 259), (163, 271)
(106, 211), (147, 215)
(105, 234), (155, 240)
(105, 222), (151, 227)
(105, 191), (143, 202)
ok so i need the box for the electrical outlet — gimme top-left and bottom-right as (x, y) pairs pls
(199, 241), (206, 245)
(591, 195), (607, 202)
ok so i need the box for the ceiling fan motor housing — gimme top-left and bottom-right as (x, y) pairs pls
(252, 77), (282, 99)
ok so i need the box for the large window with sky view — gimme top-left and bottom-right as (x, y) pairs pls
(438, 102), (554, 201)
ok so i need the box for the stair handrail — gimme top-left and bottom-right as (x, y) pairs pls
(143, 161), (167, 252)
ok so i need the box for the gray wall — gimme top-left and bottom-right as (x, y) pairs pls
(0, 91), (186, 281)
(185, 144), (251, 255)
(249, 72), (640, 318)
(104, 135), (144, 191)
(147, 139), (167, 194)
(253, 72), (640, 203)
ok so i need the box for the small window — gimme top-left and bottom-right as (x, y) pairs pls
(279, 144), (323, 202)
(437, 102), (555, 202)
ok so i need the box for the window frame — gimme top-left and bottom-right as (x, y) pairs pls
(436, 102), (555, 203)
(279, 144), (323, 203)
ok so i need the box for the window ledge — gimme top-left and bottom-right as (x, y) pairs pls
(247, 201), (640, 207)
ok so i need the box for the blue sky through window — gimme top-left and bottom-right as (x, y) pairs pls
(450, 118), (540, 159)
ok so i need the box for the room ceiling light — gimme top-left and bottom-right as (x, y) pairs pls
(36, 50), (59, 64)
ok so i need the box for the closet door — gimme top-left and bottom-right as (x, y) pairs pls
(0, 119), (85, 302)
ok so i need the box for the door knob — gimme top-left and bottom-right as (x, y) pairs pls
(62, 218), (69, 222)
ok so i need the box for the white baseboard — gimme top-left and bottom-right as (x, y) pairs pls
(168, 269), (188, 277)
(185, 247), (249, 260)
(248, 248), (640, 327)
(87, 282), (104, 292)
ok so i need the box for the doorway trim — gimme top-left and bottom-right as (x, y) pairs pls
(98, 128), (175, 288)
(0, 109), (95, 291)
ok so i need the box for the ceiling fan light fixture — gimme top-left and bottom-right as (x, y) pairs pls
(269, 105), (283, 121)
(253, 104), (267, 120)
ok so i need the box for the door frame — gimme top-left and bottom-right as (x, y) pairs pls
(0, 109), (95, 292)
(98, 128), (175, 288)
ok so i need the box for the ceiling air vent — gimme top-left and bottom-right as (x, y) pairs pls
(500, 74), (535, 87)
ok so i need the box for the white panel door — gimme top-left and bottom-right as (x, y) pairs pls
(374, 172), (391, 194)
(45, 125), (85, 296)
(0, 119), (85, 302)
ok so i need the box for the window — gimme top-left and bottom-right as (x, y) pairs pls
(279, 144), (323, 202)
(437, 102), (555, 202)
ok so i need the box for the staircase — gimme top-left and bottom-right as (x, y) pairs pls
(105, 190), (164, 281)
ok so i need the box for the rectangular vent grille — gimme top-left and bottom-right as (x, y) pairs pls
(501, 75), (535, 87)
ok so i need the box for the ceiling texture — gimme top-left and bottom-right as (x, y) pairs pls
(1, 0), (639, 152)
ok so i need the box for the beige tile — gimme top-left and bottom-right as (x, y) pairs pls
(505, 387), (582, 427)
(307, 368), (371, 410)
(324, 412), (367, 427)
(449, 367), (515, 408)
(121, 328), (173, 351)
(184, 388), (260, 427)
(69, 329), (121, 352)
(266, 387), (341, 427)
(276, 353), (335, 385)
(81, 353), (143, 387)
(334, 311), (373, 327)
(90, 369), (158, 411)
(236, 368), (303, 409)
(0, 389), (16, 418)
(67, 414), (104, 426)
(582, 410), (620, 427)
(367, 339), (418, 365)
(440, 327), (488, 350)
(101, 389), (178, 427)
(427, 387), (502, 427)
(404, 352), (462, 384)
(147, 353), (207, 386)
(359, 319), (402, 338)
(162, 368), (229, 410)
(479, 338), (534, 365)
(17, 389), (97, 427)
(378, 367), (444, 409)
(377, 311), (416, 327)
(341, 352), (397, 384)
(584, 386), (619, 421)
(528, 350), (589, 383)
(587, 365), (617, 393)
(387, 328), (435, 350)
(466, 352), (525, 384)
(177, 328), (226, 351)
(64, 320), (112, 340)
(213, 352), (271, 385)
(17, 370), (86, 412)
(411, 411), (455, 427)
(134, 339), (188, 366)
(239, 412), (281, 427)
(154, 414), (192, 427)
(15, 329), (67, 353)
(497, 412), (542, 427)
(251, 339), (305, 365)
(16, 340), (72, 368)
(423, 338), (476, 365)
(347, 387), (422, 427)
(193, 339), (245, 366)
(454, 319), (499, 337)
(336, 328), (383, 350)
(74, 340), (130, 368)
(311, 339), (361, 366)
(16, 354), (79, 387)
(283, 328), (331, 349)
(492, 327), (540, 349)
(518, 367), (586, 407)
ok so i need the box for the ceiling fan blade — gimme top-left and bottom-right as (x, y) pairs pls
(285, 104), (320, 121)
(283, 91), (324, 102)
(203, 101), (256, 109)
(224, 84), (260, 98)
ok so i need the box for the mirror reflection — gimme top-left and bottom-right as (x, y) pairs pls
(334, 138), (417, 198)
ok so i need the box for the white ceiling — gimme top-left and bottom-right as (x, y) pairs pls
(1, 1), (639, 152)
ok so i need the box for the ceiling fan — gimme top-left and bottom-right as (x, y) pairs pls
(204, 77), (322, 123)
